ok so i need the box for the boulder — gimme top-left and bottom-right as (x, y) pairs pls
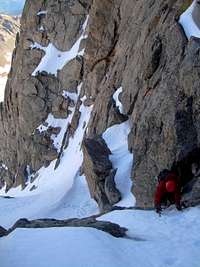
(105, 169), (121, 205)
(82, 136), (121, 211)
(58, 57), (83, 92)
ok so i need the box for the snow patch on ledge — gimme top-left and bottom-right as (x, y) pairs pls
(179, 1), (200, 39)
(37, 113), (74, 151)
(31, 15), (89, 76)
(36, 84), (82, 151)
(113, 87), (125, 115)
(37, 11), (47, 16)
(62, 83), (82, 103)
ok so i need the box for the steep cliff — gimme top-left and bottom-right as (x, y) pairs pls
(0, 0), (200, 209)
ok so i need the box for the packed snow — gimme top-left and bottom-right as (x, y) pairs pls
(1, 208), (200, 267)
(39, 25), (45, 32)
(179, 0), (200, 39)
(37, 10), (47, 16)
(32, 16), (89, 76)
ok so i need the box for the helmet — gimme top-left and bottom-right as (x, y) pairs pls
(166, 180), (176, 192)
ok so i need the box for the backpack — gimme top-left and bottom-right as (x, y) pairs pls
(157, 169), (171, 182)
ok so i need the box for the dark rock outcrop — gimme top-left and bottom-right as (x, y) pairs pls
(83, 136), (121, 211)
(0, 226), (7, 237)
(7, 217), (127, 238)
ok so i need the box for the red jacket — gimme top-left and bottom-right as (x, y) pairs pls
(154, 173), (181, 207)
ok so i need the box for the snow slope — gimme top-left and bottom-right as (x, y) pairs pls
(0, 120), (132, 227)
(1, 208), (200, 267)
(0, 99), (98, 228)
(103, 121), (135, 207)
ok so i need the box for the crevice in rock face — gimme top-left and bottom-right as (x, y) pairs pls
(177, 24), (188, 61)
(145, 35), (162, 80)
(175, 96), (198, 160)
(76, 0), (92, 11)
(90, 12), (120, 73)
(127, 91), (139, 116)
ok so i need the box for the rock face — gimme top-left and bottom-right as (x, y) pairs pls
(83, 0), (200, 207)
(0, 0), (200, 208)
(0, 0), (90, 190)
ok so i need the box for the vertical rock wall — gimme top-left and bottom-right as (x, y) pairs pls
(83, 0), (200, 207)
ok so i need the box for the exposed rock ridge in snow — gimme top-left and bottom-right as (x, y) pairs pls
(1, 216), (127, 238)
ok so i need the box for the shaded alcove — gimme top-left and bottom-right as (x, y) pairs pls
(171, 147), (200, 188)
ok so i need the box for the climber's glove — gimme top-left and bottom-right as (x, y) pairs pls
(176, 204), (182, 211)
(155, 205), (162, 215)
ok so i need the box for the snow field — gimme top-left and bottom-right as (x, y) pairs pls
(1, 208), (200, 267)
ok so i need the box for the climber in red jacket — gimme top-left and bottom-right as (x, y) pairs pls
(154, 170), (182, 214)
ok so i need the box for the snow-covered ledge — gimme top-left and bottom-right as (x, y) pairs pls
(179, 0), (200, 39)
